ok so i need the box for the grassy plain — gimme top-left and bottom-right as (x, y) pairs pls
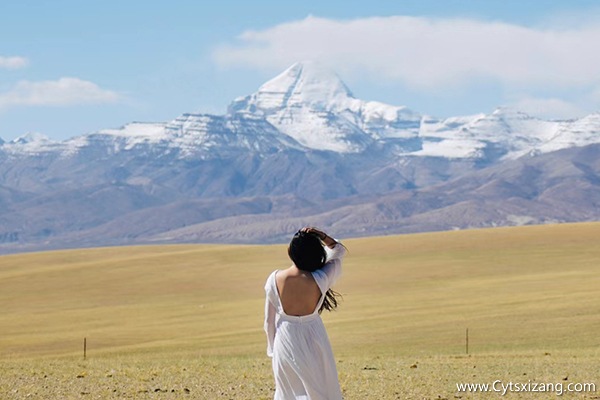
(1, 222), (599, 399)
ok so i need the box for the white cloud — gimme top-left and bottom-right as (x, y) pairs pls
(0, 56), (29, 69)
(0, 77), (120, 109)
(214, 15), (600, 90)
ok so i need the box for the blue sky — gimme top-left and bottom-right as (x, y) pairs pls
(2, 0), (600, 141)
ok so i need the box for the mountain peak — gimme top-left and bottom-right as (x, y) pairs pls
(491, 106), (535, 120)
(260, 61), (354, 104)
(228, 61), (354, 115)
(10, 132), (52, 145)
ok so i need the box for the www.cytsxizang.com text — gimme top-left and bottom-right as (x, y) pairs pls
(456, 380), (596, 396)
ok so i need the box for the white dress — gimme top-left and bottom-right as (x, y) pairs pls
(264, 243), (346, 400)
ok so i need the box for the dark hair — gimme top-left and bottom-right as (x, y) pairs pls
(288, 231), (342, 313)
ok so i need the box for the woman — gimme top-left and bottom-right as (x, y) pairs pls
(264, 227), (346, 400)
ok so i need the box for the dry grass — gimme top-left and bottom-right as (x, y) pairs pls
(1, 222), (600, 398)
(2, 352), (598, 399)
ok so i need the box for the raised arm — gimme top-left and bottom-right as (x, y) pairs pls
(302, 227), (346, 289)
(319, 242), (345, 287)
(301, 227), (338, 249)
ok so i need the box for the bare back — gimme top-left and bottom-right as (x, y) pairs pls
(275, 267), (322, 316)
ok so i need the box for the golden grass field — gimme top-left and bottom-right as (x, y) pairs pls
(1, 222), (599, 399)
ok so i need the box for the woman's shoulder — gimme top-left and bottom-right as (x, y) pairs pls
(264, 269), (280, 290)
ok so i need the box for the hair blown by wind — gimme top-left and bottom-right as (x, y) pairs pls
(287, 231), (343, 313)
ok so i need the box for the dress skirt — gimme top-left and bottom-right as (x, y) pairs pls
(271, 313), (342, 400)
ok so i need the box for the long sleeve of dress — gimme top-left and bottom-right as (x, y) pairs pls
(264, 273), (277, 357)
(313, 242), (346, 294)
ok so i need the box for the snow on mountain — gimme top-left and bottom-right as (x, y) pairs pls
(236, 61), (354, 112)
(53, 114), (300, 159)
(2, 132), (61, 155)
(537, 112), (600, 154)
(11, 132), (53, 145)
(52, 123), (168, 157)
(1, 62), (600, 252)
(415, 114), (485, 158)
(2, 62), (599, 161)
(98, 122), (168, 145)
(348, 100), (421, 139)
(228, 61), (421, 153)
(226, 61), (600, 159)
(414, 107), (592, 160)
(463, 108), (600, 159)
(461, 108), (560, 158)
(228, 61), (368, 152)
(164, 112), (302, 157)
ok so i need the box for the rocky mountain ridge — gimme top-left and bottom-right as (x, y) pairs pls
(0, 62), (599, 253)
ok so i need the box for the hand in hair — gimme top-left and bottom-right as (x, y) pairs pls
(300, 227), (337, 249)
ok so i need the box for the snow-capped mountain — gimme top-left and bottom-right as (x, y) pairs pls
(4, 61), (597, 161)
(228, 61), (421, 152)
(5, 132), (58, 154)
(0, 61), (599, 253)
(227, 62), (600, 160)
(417, 108), (564, 160)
